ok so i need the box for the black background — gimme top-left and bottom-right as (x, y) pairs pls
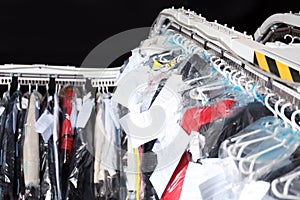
(0, 0), (299, 66)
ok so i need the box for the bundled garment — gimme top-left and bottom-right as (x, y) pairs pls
(0, 91), (22, 199)
(67, 95), (95, 199)
(23, 91), (42, 199)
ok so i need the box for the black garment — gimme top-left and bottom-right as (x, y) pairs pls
(0, 91), (22, 199)
(66, 105), (95, 200)
(14, 95), (27, 198)
(199, 101), (273, 158)
(39, 93), (58, 200)
(0, 95), (8, 198)
(177, 53), (210, 81)
(263, 146), (300, 182)
(141, 139), (159, 200)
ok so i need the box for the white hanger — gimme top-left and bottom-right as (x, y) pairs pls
(271, 167), (300, 200)
(189, 81), (225, 100)
(226, 116), (280, 160)
(264, 93), (277, 116)
(279, 101), (293, 128)
(245, 80), (255, 94)
(291, 110), (300, 131)
(237, 74), (247, 93)
(238, 131), (292, 179)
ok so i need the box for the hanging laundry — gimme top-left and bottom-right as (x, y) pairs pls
(23, 91), (42, 199)
(59, 85), (76, 199)
(0, 91), (22, 199)
(67, 92), (95, 199)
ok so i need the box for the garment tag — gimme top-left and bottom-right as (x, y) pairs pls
(13, 103), (18, 133)
(112, 66), (160, 108)
(76, 98), (94, 128)
(120, 105), (166, 148)
(150, 126), (191, 198)
(190, 131), (201, 162)
(238, 181), (270, 200)
(21, 97), (29, 109)
(83, 92), (92, 103)
(48, 95), (53, 102)
(0, 106), (4, 117)
(35, 110), (54, 142)
(70, 101), (77, 131)
(76, 98), (82, 111)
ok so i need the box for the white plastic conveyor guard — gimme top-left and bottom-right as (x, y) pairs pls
(151, 8), (300, 76)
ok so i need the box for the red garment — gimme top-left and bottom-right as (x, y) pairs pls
(161, 151), (190, 200)
(181, 99), (236, 134)
(60, 88), (74, 164)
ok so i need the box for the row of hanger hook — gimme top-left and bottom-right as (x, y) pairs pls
(210, 55), (300, 132)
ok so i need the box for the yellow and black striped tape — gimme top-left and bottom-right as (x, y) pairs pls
(254, 51), (300, 83)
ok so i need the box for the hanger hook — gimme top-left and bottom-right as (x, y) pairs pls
(228, 69), (238, 84)
(28, 82), (32, 93)
(245, 80), (255, 94)
(232, 71), (241, 85)
(264, 93), (277, 117)
(291, 110), (300, 131)
(238, 75), (247, 93)
(275, 99), (286, 124)
(280, 102), (292, 128)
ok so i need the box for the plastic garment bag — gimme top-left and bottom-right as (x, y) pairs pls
(0, 91), (22, 199)
(94, 97), (106, 198)
(15, 93), (28, 198)
(160, 151), (190, 200)
(271, 165), (300, 199)
(67, 96), (95, 199)
(59, 85), (76, 199)
(23, 91), (42, 199)
(38, 93), (57, 200)
(200, 101), (273, 158)
(181, 98), (236, 135)
(220, 116), (300, 181)
(102, 98), (121, 199)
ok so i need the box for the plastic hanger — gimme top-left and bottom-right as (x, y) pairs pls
(189, 81), (225, 100)
(225, 116), (280, 160)
(264, 93), (277, 116)
(278, 101), (293, 128)
(271, 166), (300, 200)
(291, 110), (300, 131)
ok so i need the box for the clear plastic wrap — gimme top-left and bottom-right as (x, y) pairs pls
(66, 92), (95, 199)
(160, 151), (190, 200)
(0, 91), (22, 199)
(15, 94), (28, 198)
(270, 165), (300, 199)
(23, 91), (42, 199)
(199, 101), (273, 158)
(220, 116), (300, 181)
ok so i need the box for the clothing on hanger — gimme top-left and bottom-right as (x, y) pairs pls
(0, 91), (22, 199)
(67, 93), (95, 199)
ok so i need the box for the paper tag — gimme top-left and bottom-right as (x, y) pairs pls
(238, 181), (270, 200)
(83, 92), (92, 103)
(76, 98), (94, 128)
(70, 101), (77, 131)
(48, 95), (53, 103)
(13, 103), (18, 133)
(76, 98), (82, 111)
(150, 126), (191, 198)
(190, 131), (201, 162)
(120, 105), (166, 148)
(35, 110), (54, 142)
(0, 106), (5, 117)
(112, 66), (160, 108)
(21, 97), (29, 109)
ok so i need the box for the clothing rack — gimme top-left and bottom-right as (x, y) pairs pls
(0, 64), (120, 92)
(150, 7), (300, 131)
